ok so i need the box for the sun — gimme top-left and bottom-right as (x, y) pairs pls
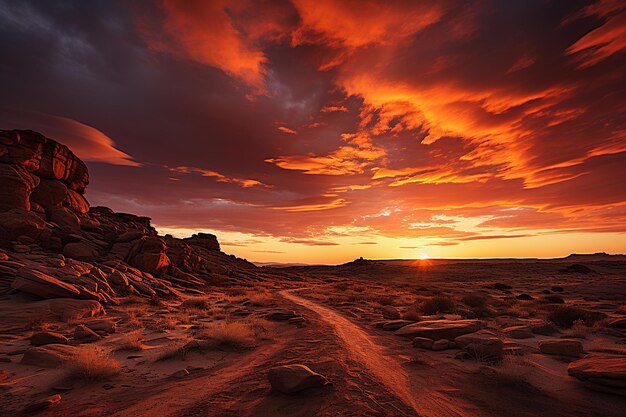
(419, 253), (430, 260)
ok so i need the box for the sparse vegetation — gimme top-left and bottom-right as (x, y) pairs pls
(487, 356), (534, 389)
(181, 297), (210, 310)
(248, 291), (275, 306)
(197, 320), (261, 350)
(547, 306), (604, 328)
(115, 331), (145, 351)
(422, 295), (455, 315)
(66, 347), (121, 380)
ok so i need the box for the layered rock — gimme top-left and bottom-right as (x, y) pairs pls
(0, 129), (260, 316)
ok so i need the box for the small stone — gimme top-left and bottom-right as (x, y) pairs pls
(24, 394), (61, 413)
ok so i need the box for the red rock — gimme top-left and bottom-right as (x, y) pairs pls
(455, 330), (504, 360)
(65, 189), (89, 213)
(63, 241), (98, 262)
(0, 164), (38, 211)
(21, 344), (78, 368)
(129, 237), (170, 273)
(74, 324), (101, 342)
(395, 319), (482, 340)
(0, 209), (46, 242)
(47, 206), (80, 232)
(31, 331), (69, 346)
(539, 339), (583, 357)
(11, 268), (80, 298)
(268, 364), (328, 393)
(24, 394), (62, 413)
(30, 178), (68, 208)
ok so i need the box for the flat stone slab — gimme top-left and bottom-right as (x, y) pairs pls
(395, 319), (481, 340)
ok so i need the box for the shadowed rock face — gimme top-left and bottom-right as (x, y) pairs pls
(0, 129), (258, 315)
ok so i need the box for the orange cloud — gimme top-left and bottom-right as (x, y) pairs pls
(566, 8), (626, 67)
(166, 165), (270, 188)
(277, 126), (298, 134)
(138, 0), (268, 90)
(291, 0), (445, 49)
(0, 109), (138, 166)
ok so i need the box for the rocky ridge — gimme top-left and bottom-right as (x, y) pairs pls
(0, 129), (266, 328)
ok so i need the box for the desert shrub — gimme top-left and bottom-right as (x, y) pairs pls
(377, 295), (395, 306)
(156, 340), (192, 361)
(115, 331), (145, 351)
(487, 356), (534, 389)
(181, 297), (210, 310)
(225, 288), (247, 297)
(403, 302), (421, 321)
(541, 295), (565, 304)
(547, 306), (605, 328)
(248, 291), (275, 307)
(422, 295), (455, 315)
(67, 347), (120, 380)
(196, 321), (258, 350)
(461, 294), (488, 308)
(151, 316), (178, 330)
(565, 320), (590, 339)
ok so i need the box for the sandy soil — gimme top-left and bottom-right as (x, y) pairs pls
(2, 258), (626, 416)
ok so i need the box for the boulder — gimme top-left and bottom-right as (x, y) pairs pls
(30, 179), (68, 208)
(606, 318), (626, 329)
(63, 241), (98, 262)
(395, 319), (481, 340)
(268, 364), (328, 393)
(382, 320), (413, 331)
(47, 206), (80, 233)
(568, 356), (626, 395)
(413, 337), (434, 349)
(0, 129), (43, 171)
(0, 209), (46, 242)
(0, 164), (38, 211)
(37, 298), (104, 321)
(65, 189), (89, 213)
(74, 324), (101, 342)
(24, 394), (62, 413)
(11, 268), (80, 298)
(21, 344), (78, 368)
(502, 325), (534, 339)
(267, 310), (298, 321)
(381, 305), (400, 319)
(129, 237), (170, 273)
(84, 319), (116, 334)
(183, 232), (220, 251)
(539, 339), (583, 357)
(531, 322), (558, 336)
(31, 331), (69, 346)
(455, 330), (504, 360)
(432, 339), (451, 351)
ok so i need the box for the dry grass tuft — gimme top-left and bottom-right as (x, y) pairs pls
(181, 297), (210, 311)
(197, 320), (261, 350)
(156, 340), (192, 361)
(487, 355), (534, 388)
(115, 331), (145, 351)
(150, 316), (178, 330)
(403, 302), (422, 321)
(564, 320), (590, 339)
(248, 291), (275, 307)
(66, 347), (121, 380)
(422, 295), (455, 315)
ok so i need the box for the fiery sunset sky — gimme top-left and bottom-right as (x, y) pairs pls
(1, 0), (625, 263)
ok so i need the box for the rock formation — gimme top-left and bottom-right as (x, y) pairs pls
(0, 129), (261, 326)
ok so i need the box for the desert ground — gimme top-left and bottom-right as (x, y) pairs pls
(2, 255), (626, 416)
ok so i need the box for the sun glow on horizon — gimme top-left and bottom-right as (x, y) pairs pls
(419, 253), (430, 260)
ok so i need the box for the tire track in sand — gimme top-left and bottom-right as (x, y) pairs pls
(281, 289), (467, 417)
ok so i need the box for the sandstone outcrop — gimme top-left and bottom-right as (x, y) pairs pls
(0, 129), (260, 319)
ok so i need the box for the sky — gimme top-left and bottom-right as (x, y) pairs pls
(1, 0), (625, 263)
